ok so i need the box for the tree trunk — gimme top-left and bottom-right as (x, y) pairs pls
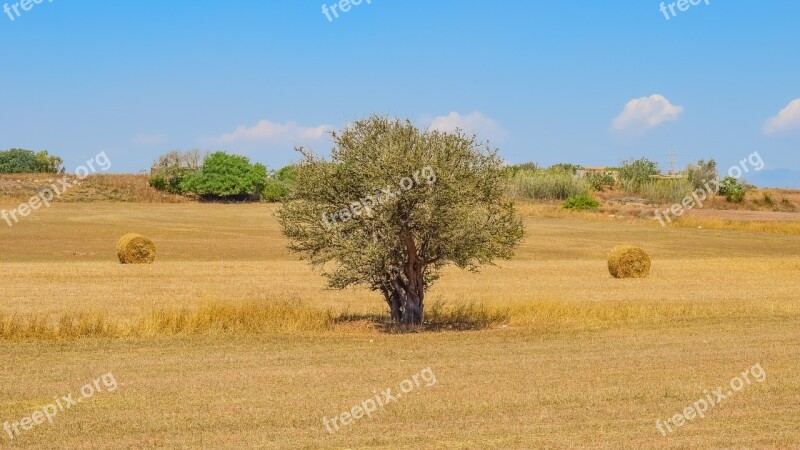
(383, 235), (425, 325)
(381, 285), (403, 322)
(389, 276), (424, 325)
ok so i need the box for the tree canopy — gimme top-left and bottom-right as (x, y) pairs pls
(0, 149), (64, 174)
(277, 116), (524, 324)
(180, 151), (267, 200)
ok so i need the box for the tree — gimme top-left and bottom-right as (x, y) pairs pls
(618, 157), (660, 189)
(263, 165), (296, 202)
(718, 176), (748, 203)
(0, 149), (64, 173)
(180, 151), (267, 200)
(686, 159), (718, 190)
(277, 116), (524, 325)
(149, 149), (209, 194)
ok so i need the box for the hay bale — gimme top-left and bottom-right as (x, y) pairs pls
(608, 245), (650, 278)
(117, 233), (156, 264)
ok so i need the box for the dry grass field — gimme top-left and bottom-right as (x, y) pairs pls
(1, 201), (799, 449)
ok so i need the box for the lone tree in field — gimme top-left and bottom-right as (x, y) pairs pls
(277, 116), (524, 325)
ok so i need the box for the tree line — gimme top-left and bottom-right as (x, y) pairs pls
(0, 149), (64, 174)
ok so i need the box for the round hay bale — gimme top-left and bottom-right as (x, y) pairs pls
(608, 245), (650, 278)
(117, 233), (156, 264)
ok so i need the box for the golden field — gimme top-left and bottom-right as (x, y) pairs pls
(1, 201), (800, 449)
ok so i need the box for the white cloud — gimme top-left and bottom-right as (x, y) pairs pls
(213, 119), (333, 144)
(428, 112), (506, 140)
(135, 134), (165, 145)
(612, 94), (683, 133)
(764, 98), (800, 134)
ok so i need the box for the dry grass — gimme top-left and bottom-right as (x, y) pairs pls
(0, 302), (336, 340)
(671, 215), (800, 234)
(0, 173), (187, 203)
(1, 202), (799, 448)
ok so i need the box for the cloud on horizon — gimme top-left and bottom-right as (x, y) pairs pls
(427, 112), (507, 141)
(764, 98), (800, 134)
(612, 94), (683, 134)
(210, 119), (333, 145)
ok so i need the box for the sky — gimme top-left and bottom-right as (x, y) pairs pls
(0, 0), (798, 186)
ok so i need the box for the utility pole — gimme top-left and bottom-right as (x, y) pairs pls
(668, 146), (676, 176)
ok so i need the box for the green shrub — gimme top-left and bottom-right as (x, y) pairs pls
(507, 169), (590, 200)
(563, 193), (600, 210)
(686, 159), (718, 190)
(0, 149), (64, 173)
(180, 152), (267, 200)
(718, 176), (747, 203)
(263, 165), (296, 202)
(618, 157), (660, 189)
(504, 162), (540, 177)
(546, 163), (581, 175)
(585, 172), (616, 191)
(148, 150), (207, 194)
(148, 174), (167, 191)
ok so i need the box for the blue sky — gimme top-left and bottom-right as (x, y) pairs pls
(1, 1), (798, 185)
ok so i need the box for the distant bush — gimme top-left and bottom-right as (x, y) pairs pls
(0, 149), (64, 174)
(508, 169), (590, 200)
(636, 178), (694, 204)
(619, 158), (660, 190)
(546, 163), (581, 175)
(504, 162), (540, 177)
(585, 172), (616, 191)
(563, 193), (600, 210)
(686, 159), (718, 190)
(149, 150), (208, 194)
(718, 176), (748, 203)
(180, 152), (267, 200)
(262, 165), (296, 202)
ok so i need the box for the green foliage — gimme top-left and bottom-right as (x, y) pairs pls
(618, 157), (661, 190)
(180, 152), (267, 200)
(507, 169), (590, 200)
(503, 162), (539, 177)
(546, 163), (581, 175)
(686, 159), (718, 190)
(0, 149), (64, 173)
(262, 165), (296, 202)
(148, 174), (168, 191)
(149, 150), (208, 194)
(277, 116), (524, 325)
(718, 176), (748, 203)
(563, 193), (600, 210)
(585, 172), (616, 191)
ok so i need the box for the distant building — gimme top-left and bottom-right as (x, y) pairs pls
(576, 166), (619, 182)
(649, 174), (688, 181)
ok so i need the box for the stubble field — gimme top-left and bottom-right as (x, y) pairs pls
(1, 202), (799, 449)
